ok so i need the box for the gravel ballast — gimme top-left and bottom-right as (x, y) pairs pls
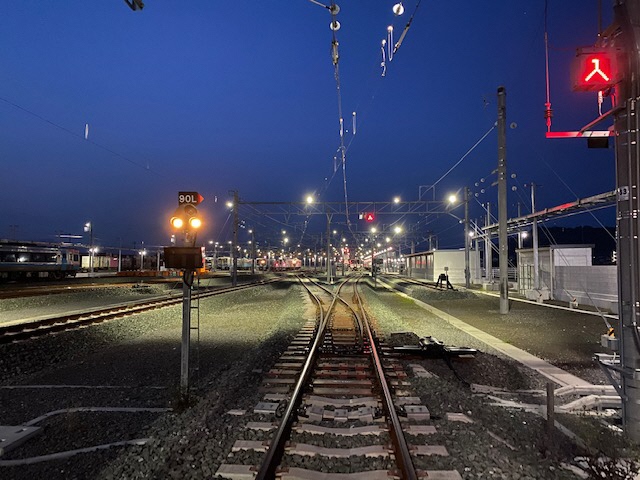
(1, 276), (639, 479)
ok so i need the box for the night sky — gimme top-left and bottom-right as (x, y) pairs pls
(0, 1), (616, 251)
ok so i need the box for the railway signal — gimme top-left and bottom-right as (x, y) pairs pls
(571, 48), (620, 92)
(170, 204), (202, 231)
(170, 192), (204, 232)
(165, 191), (206, 404)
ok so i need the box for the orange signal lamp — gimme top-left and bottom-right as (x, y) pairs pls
(170, 216), (184, 229)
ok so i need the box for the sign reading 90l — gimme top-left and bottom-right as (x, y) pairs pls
(571, 48), (619, 92)
(178, 191), (204, 205)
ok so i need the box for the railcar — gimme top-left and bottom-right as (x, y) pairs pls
(0, 240), (80, 280)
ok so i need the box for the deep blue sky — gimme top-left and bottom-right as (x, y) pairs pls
(0, 1), (616, 250)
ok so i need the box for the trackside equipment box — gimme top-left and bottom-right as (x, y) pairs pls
(164, 247), (205, 270)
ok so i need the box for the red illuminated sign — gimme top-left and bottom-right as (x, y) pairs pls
(571, 48), (619, 92)
(364, 212), (375, 222)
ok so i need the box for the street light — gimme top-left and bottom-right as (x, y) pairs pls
(84, 222), (94, 277)
(446, 189), (471, 288)
(139, 249), (146, 271)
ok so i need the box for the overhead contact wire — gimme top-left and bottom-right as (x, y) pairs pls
(0, 95), (165, 177)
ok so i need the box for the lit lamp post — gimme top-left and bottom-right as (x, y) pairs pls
(394, 225), (403, 273)
(84, 222), (94, 277)
(370, 227), (377, 280)
(139, 248), (146, 272)
(249, 229), (256, 275)
(448, 188), (471, 288)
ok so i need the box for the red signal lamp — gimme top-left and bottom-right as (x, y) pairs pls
(364, 212), (375, 222)
(571, 48), (620, 92)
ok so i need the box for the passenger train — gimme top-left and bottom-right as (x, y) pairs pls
(0, 240), (81, 280)
(206, 256), (301, 271)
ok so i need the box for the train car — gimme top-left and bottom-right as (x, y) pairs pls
(272, 257), (302, 271)
(213, 256), (254, 270)
(0, 240), (80, 280)
(216, 256), (231, 270)
(237, 258), (253, 270)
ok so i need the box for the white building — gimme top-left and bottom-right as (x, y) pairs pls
(405, 249), (481, 284)
(517, 245), (617, 313)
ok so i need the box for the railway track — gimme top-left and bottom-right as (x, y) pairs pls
(0, 278), (277, 344)
(215, 274), (462, 479)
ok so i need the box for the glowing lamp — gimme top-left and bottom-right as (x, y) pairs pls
(571, 48), (620, 92)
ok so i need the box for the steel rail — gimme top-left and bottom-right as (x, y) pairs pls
(353, 276), (419, 480)
(255, 275), (349, 480)
(0, 279), (277, 343)
(257, 274), (418, 479)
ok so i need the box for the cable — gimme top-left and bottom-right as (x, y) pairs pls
(392, 0), (423, 56)
(541, 157), (616, 242)
(0, 94), (165, 177)
(422, 123), (497, 200)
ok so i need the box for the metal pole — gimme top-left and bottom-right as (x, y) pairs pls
(180, 269), (194, 400)
(89, 225), (94, 277)
(497, 86), (509, 314)
(250, 230), (256, 275)
(485, 202), (492, 281)
(614, 0), (640, 441)
(546, 382), (555, 448)
(517, 203), (523, 250)
(464, 186), (470, 288)
(326, 212), (332, 284)
(531, 183), (540, 290)
(232, 191), (238, 287)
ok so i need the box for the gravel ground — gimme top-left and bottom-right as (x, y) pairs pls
(0, 279), (310, 480)
(1, 275), (639, 480)
(360, 278), (640, 479)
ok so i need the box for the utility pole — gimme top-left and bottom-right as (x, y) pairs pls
(249, 229), (256, 275)
(326, 211), (332, 284)
(614, 0), (640, 441)
(497, 86), (509, 314)
(232, 191), (239, 287)
(531, 183), (540, 290)
(464, 186), (471, 288)
(485, 202), (492, 281)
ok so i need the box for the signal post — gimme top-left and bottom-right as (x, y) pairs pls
(165, 191), (204, 401)
(612, 1), (640, 441)
(552, 1), (640, 440)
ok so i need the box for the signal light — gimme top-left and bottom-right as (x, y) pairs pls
(571, 48), (620, 92)
(170, 204), (202, 230)
(170, 216), (184, 229)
